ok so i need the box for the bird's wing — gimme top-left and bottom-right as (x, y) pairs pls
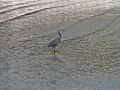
(48, 38), (60, 47)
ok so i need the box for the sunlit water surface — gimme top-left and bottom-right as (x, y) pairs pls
(0, 0), (120, 90)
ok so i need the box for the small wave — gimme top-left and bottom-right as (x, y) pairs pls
(0, 0), (39, 9)
(0, 5), (67, 24)
(0, 1), (57, 14)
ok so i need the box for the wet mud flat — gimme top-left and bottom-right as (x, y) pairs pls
(0, 4), (120, 90)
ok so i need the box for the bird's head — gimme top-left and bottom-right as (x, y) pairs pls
(58, 30), (65, 33)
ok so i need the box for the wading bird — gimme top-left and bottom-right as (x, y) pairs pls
(48, 30), (64, 55)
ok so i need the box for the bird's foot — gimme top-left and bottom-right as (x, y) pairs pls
(55, 50), (60, 54)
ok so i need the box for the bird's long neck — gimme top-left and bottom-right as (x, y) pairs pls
(58, 31), (61, 40)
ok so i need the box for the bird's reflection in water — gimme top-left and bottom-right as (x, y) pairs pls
(48, 54), (64, 62)
(45, 54), (66, 68)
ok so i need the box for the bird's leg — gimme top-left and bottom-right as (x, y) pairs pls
(52, 47), (56, 55)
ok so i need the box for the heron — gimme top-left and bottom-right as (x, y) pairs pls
(48, 30), (64, 55)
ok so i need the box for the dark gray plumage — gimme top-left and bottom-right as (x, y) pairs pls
(48, 30), (64, 54)
(48, 38), (61, 47)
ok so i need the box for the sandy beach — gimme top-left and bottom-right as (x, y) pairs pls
(0, 0), (120, 90)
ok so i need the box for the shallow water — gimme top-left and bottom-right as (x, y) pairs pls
(0, 0), (120, 90)
(1, 53), (120, 90)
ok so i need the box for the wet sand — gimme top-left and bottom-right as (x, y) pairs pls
(0, 1), (120, 90)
